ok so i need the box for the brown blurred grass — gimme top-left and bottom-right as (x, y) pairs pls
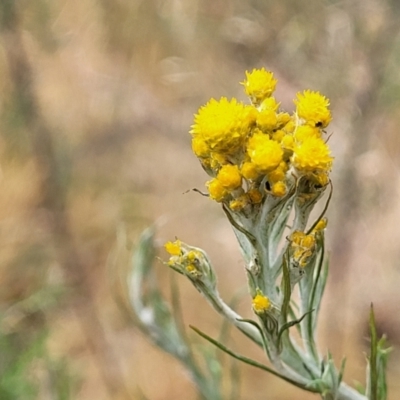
(1, 0), (400, 399)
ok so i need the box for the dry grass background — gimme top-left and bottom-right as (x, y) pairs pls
(1, 0), (400, 399)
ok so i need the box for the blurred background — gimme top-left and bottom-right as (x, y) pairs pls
(1, 0), (400, 399)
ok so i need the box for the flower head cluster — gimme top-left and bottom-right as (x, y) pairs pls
(289, 218), (328, 268)
(190, 69), (334, 211)
(141, 67), (385, 400)
(165, 240), (204, 278)
(164, 240), (218, 289)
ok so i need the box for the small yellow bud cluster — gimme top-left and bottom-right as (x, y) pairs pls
(190, 68), (334, 211)
(290, 231), (316, 268)
(164, 240), (203, 277)
(289, 219), (327, 267)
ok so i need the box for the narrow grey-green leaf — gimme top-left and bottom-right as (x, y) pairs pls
(369, 303), (378, 400)
(190, 325), (319, 394)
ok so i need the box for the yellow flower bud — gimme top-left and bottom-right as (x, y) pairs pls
(252, 293), (271, 313)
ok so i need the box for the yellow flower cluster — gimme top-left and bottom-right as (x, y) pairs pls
(290, 231), (316, 268)
(190, 68), (334, 211)
(289, 219), (327, 267)
(164, 240), (203, 277)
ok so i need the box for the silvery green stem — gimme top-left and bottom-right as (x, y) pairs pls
(198, 283), (263, 346)
(337, 383), (367, 400)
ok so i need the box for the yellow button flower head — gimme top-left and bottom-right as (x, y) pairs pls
(292, 136), (333, 173)
(271, 181), (287, 197)
(217, 164), (242, 190)
(252, 293), (271, 313)
(207, 178), (229, 202)
(190, 97), (255, 155)
(241, 161), (259, 181)
(247, 132), (283, 173)
(294, 90), (332, 128)
(256, 108), (278, 132)
(293, 125), (322, 142)
(242, 68), (277, 104)
(164, 240), (182, 256)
